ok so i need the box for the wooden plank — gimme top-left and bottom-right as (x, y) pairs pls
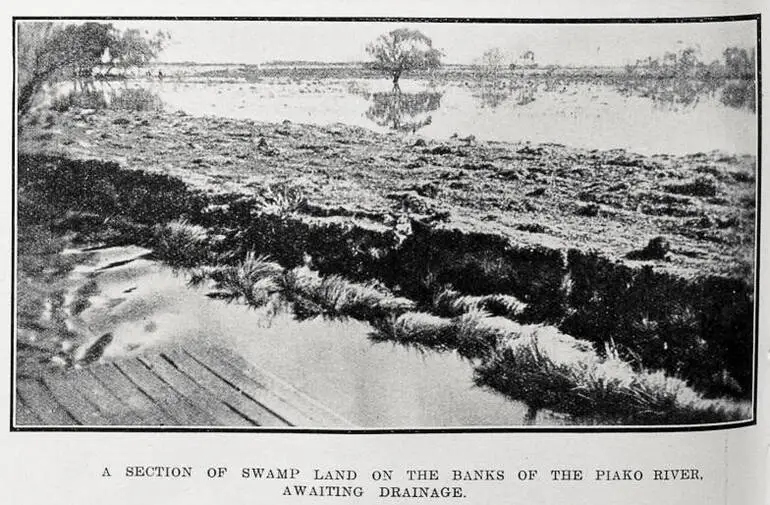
(41, 372), (110, 425)
(60, 368), (145, 426)
(15, 395), (43, 426)
(138, 353), (254, 427)
(162, 349), (289, 427)
(115, 358), (218, 426)
(193, 345), (353, 427)
(16, 379), (77, 425)
(90, 363), (175, 426)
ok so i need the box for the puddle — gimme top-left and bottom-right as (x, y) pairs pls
(74, 246), (568, 427)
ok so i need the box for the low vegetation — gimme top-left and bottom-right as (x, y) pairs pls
(16, 110), (755, 424)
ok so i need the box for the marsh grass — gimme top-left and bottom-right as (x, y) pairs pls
(188, 255), (414, 320)
(255, 183), (308, 215)
(281, 266), (415, 321)
(474, 328), (750, 424)
(152, 220), (212, 268)
(432, 287), (527, 319)
(109, 88), (163, 112)
(370, 305), (748, 423)
(189, 252), (284, 307)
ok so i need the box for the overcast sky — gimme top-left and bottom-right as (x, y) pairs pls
(112, 20), (756, 66)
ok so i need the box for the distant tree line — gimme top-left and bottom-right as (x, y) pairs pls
(625, 46), (756, 80)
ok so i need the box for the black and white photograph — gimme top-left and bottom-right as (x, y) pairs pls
(12, 17), (760, 429)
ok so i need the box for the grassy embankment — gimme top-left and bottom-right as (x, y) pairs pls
(16, 147), (752, 424)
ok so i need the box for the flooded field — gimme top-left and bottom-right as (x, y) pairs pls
(52, 73), (756, 156)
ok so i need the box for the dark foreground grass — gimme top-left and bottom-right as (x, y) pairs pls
(183, 250), (749, 424)
(18, 153), (752, 425)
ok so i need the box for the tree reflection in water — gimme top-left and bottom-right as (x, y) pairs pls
(365, 85), (442, 133)
(474, 80), (538, 110)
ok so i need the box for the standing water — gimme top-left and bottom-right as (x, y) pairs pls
(51, 74), (756, 156)
(74, 246), (567, 427)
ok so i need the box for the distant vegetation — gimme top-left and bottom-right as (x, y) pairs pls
(625, 46), (755, 80)
(619, 46), (756, 111)
(17, 22), (168, 115)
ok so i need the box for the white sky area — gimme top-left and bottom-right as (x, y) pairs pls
(109, 20), (757, 66)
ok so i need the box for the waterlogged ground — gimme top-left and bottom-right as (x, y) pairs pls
(22, 108), (755, 281)
(54, 76), (756, 155)
(17, 77), (757, 425)
(61, 245), (567, 427)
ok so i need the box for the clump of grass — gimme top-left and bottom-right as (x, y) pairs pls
(474, 327), (750, 424)
(109, 88), (163, 112)
(663, 175), (719, 197)
(432, 287), (527, 319)
(152, 220), (212, 268)
(190, 252), (284, 307)
(282, 266), (415, 320)
(255, 183), (308, 215)
(370, 308), (513, 359)
(370, 312), (456, 351)
(51, 89), (108, 112)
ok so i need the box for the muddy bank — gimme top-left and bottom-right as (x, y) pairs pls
(17, 150), (755, 399)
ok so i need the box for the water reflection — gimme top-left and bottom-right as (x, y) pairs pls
(616, 77), (755, 112)
(364, 85), (442, 133)
(720, 79), (756, 111)
(473, 80), (538, 109)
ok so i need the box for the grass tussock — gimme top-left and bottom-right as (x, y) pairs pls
(109, 88), (164, 112)
(152, 220), (212, 268)
(282, 266), (415, 320)
(432, 286), (527, 319)
(255, 183), (308, 215)
(474, 327), (750, 424)
(189, 252), (283, 307)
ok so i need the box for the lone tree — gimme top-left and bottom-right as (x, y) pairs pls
(366, 28), (443, 86)
(17, 21), (167, 115)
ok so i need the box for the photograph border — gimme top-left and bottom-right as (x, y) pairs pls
(9, 13), (762, 434)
